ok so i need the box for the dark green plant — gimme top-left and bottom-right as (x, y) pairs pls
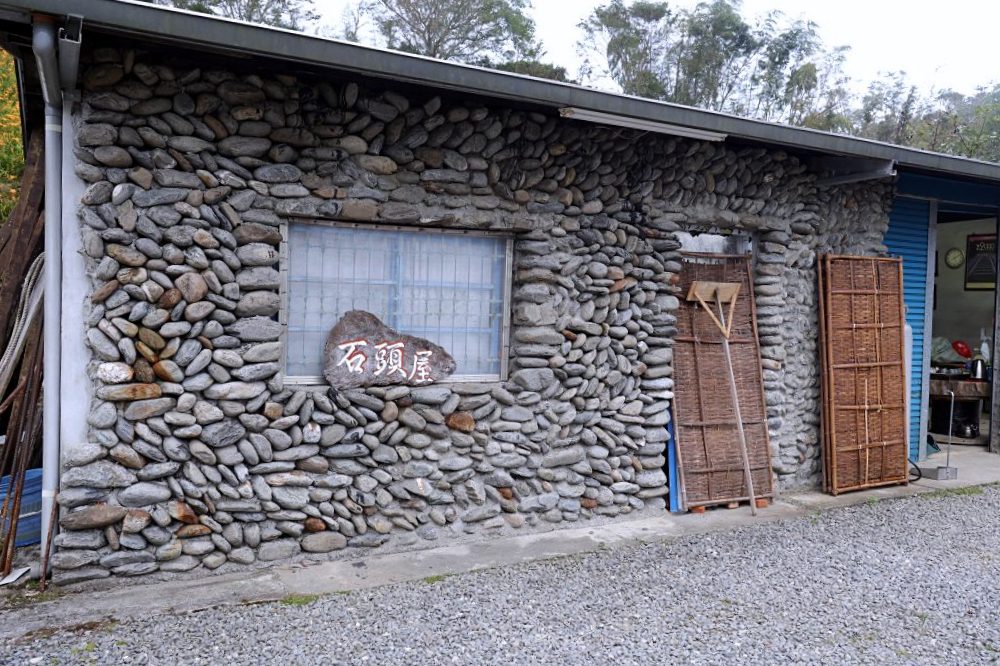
(366, 0), (537, 64)
(146, 0), (318, 30)
(0, 48), (23, 223)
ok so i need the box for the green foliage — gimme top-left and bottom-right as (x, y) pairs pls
(579, 0), (673, 99)
(0, 48), (23, 223)
(147, 0), (318, 30)
(491, 59), (571, 82)
(578, 0), (845, 125)
(279, 593), (321, 606)
(921, 484), (985, 499)
(342, 0), (566, 82)
(364, 0), (533, 62)
(70, 641), (97, 655)
(577, 0), (1000, 164)
(855, 71), (920, 144)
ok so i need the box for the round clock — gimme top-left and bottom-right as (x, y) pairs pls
(945, 247), (965, 269)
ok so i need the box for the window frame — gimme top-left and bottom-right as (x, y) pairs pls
(279, 218), (514, 387)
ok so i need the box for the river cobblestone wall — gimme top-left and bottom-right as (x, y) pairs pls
(52, 45), (891, 584)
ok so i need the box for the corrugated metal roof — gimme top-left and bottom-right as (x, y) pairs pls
(4, 0), (1000, 185)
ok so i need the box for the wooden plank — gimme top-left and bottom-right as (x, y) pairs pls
(681, 418), (766, 427)
(685, 464), (772, 474)
(818, 254), (831, 492)
(0, 132), (45, 348)
(0, 131), (44, 254)
(673, 336), (758, 345)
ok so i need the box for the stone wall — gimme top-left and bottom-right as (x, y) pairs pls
(52, 44), (891, 584)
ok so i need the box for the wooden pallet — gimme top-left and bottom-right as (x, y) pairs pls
(688, 497), (770, 514)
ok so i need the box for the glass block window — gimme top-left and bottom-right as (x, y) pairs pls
(285, 222), (511, 382)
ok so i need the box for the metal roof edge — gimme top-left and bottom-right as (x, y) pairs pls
(5, 0), (1000, 185)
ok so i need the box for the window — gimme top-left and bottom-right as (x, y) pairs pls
(676, 229), (753, 255)
(283, 221), (512, 383)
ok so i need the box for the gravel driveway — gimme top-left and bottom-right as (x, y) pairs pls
(5, 486), (1000, 665)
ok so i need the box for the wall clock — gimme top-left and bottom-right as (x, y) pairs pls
(945, 247), (965, 269)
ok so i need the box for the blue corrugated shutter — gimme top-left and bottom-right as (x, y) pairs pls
(884, 198), (930, 459)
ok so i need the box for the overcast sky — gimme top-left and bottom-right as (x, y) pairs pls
(321, 0), (998, 97)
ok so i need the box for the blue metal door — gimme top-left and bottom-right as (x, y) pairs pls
(884, 197), (931, 459)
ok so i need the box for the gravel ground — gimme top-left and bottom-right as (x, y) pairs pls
(5, 486), (1000, 665)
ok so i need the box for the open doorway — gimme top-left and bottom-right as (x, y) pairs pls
(928, 214), (997, 450)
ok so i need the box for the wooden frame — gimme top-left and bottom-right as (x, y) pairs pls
(277, 219), (514, 387)
(819, 255), (909, 494)
(672, 253), (774, 509)
(965, 233), (997, 290)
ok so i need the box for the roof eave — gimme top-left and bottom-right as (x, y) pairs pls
(4, 0), (1000, 184)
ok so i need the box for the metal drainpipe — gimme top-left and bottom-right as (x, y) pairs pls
(32, 15), (63, 560)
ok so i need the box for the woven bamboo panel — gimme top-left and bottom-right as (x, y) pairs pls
(818, 255), (908, 494)
(673, 253), (774, 509)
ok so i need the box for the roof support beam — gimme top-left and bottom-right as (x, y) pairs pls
(558, 107), (726, 142)
(814, 157), (896, 188)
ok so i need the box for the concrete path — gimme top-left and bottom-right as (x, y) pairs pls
(1, 445), (996, 644)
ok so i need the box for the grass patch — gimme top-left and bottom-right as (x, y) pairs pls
(1, 581), (65, 609)
(19, 619), (117, 643)
(849, 631), (878, 647)
(279, 593), (321, 606)
(865, 497), (880, 507)
(423, 574), (450, 584)
(922, 485), (985, 500)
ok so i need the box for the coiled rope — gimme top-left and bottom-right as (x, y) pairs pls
(0, 253), (45, 401)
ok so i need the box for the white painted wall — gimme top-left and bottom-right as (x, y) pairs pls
(59, 100), (91, 463)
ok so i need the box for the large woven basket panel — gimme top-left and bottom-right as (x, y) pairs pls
(818, 255), (908, 494)
(673, 254), (774, 509)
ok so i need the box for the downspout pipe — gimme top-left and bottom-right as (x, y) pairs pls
(32, 15), (63, 560)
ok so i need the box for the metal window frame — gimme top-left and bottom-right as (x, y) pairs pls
(279, 218), (513, 387)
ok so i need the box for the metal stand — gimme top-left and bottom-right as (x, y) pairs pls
(925, 390), (959, 481)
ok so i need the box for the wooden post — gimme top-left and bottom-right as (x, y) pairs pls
(715, 291), (758, 516)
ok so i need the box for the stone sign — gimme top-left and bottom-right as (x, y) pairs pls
(323, 310), (456, 389)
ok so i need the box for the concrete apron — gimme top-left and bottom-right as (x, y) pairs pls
(4, 445), (996, 641)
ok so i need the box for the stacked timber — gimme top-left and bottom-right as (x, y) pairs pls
(0, 131), (45, 576)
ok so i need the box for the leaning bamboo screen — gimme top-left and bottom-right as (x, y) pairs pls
(673, 253), (774, 509)
(818, 255), (908, 494)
